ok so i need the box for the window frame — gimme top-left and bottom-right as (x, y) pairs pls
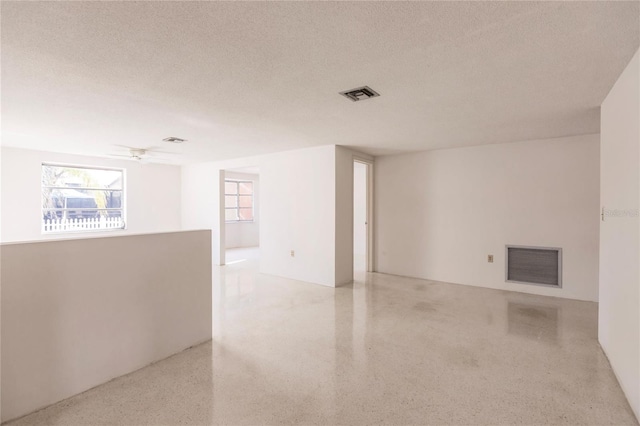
(41, 162), (127, 234)
(224, 179), (254, 223)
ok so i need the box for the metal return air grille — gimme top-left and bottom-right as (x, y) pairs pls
(506, 246), (562, 287)
(339, 86), (380, 102)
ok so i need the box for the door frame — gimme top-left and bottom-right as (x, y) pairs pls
(353, 157), (374, 272)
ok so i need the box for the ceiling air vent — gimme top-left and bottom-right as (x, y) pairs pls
(163, 136), (187, 144)
(339, 86), (380, 102)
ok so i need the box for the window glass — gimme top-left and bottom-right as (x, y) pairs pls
(239, 182), (253, 195)
(225, 195), (238, 208)
(238, 208), (253, 221)
(224, 179), (254, 222)
(42, 164), (125, 233)
(225, 182), (238, 195)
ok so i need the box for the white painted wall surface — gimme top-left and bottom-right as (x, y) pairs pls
(181, 163), (224, 265)
(599, 48), (640, 421)
(1, 147), (182, 243)
(1, 230), (212, 422)
(224, 171), (260, 249)
(0, 147), (3, 423)
(182, 145), (372, 287)
(375, 134), (600, 302)
(335, 146), (354, 285)
(262, 146), (336, 286)
(353, 162), (367, 263)
(183, 145), (337, 286)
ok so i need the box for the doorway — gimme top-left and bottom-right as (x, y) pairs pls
(223, 166), (260, 265)
(353, 160), (372, 275)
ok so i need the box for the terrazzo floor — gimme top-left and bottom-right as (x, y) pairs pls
(7, 248), (637, 425)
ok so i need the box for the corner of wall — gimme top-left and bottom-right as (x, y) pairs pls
(0, 146), (3, 422)
(599, 47), (640, 422)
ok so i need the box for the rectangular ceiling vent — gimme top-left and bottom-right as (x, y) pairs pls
(162, 136), (187, 144)
(506, 245), (562, 288)
(339, 86), (380, 102)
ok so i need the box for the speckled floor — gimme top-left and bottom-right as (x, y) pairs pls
(7, 248), (638, 425)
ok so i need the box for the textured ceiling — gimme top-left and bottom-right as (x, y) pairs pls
(2, 1), (638, 164)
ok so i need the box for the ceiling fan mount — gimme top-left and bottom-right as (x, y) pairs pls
(108, 145), (176, 163)
(127, 148), (148, 161)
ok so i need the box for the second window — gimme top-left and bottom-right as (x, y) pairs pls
(225, 179), (254, 222)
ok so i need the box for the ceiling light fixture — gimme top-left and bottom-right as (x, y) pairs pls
(339, 86), (380, 102)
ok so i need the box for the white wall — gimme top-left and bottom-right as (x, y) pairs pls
(1, 230), (212, 422)
(224, 171), (260, 249)
(335, 146), (354, 285)
(263, 146), (338, 286)
(0, 147), (3, 423)
(181, 163), (224, 264)
(1, 147), (182, 243)
(182, 145), (336, 286)
(182, 145), (371, 287)
(599, 48), (640, 421)
(375, 134), (600, 302)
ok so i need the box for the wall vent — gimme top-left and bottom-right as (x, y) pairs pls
(506, 245), (562, 287)
(339, 86), (380, 102)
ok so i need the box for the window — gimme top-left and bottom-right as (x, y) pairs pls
(42, 163), (125, 233)
(225, 179), (254, 222)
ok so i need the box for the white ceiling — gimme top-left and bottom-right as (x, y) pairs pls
(2, 1), (638, 164)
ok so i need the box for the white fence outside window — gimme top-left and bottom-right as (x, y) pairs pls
(42, 216), (125, 233)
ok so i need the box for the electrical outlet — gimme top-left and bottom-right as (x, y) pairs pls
(488, 254), (494, 263)
(290, 250), (295, 257)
